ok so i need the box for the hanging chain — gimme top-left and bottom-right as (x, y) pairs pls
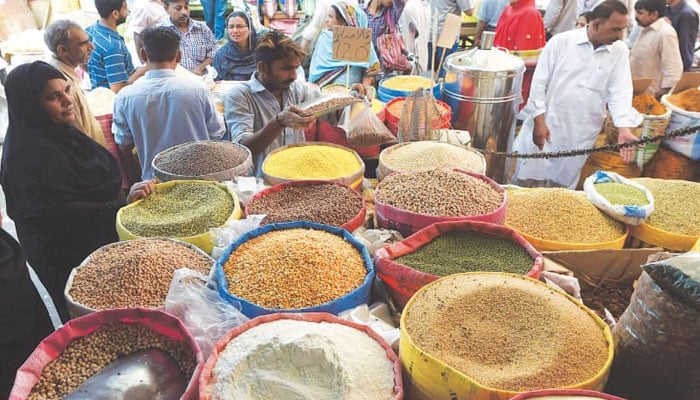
(474, 124), (700, 159)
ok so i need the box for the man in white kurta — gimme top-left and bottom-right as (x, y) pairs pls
(512, 0), (642, 189)
(630, 0), (683, 97)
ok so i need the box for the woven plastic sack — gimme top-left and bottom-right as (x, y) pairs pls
(9, 308), (203, 400)
(375, 220), (544, 309)
(397, 88), (446, 143)
(583, 170), (655, 226)
(344, 100), (396, 147)
(198, 312), (404, 400)
(610, 267), (700, 400)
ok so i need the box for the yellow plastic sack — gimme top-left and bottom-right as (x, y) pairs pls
(629, 222), (700, 252)
(116, 180), (242, 254)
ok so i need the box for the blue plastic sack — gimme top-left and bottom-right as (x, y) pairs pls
(215, 221), (374, 318)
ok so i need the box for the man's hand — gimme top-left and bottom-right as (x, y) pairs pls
(532, 114), (551, 150)
(617, 128), (638, 164)
(127, 179), (157, 203)
(278, 105), (316, 130)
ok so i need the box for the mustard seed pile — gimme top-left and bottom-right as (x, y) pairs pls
(375, 169), (503, 216)
(632, 178), (700, 236)
(120, 182), (234, 237)
(223, 229), (367, 309)
(506, 188), (625, 243)
(247, 183), (363, 226)
(69, 239), (213, 310)
(28, 322), (196, 399)
(403, 274), (610, 392)
(154, 141), (249, 177)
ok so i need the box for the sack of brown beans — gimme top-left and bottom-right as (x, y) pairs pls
(375, 220), (544, 309)
(245, 181), (366, 232)
(152, 141), (254, 182)
(64, 238), (215, 318)
(10, 308), (202, 400)
(608, 253), (700, 400)
(214, 221), (374, 318)
(374, 168), (506, 237)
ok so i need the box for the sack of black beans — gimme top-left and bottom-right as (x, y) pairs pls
(608, 252), (700, 400)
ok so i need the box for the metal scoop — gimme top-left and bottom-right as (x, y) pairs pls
(63, 348), (187, 400)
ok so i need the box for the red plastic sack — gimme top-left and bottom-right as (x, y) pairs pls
(375, 220), (544, 309)
(199, 312), (403, 400)
(316, 118), (381, 158)
(244, 180), (367, 232)
(9, 308), (203, 400)
(374, 169), (506, 237)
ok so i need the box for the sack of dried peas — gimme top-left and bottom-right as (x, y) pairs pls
(583, 170), (655, 226)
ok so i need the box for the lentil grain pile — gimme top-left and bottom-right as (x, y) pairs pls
(28, 322), (196, 399)
(223, 229), (366, 309)
(382, 142), (484, 173)
(631, 178), (700, 236)
(376, 169), (503, 216)
(506, 189), (625, 243)
(154, 141), (249, 177)
(69, 239), (213, 310)
(120, 182), (234, 237)
(263, 145), (361, 180)
(632, 94), (665, 115)
(403, 274), (610, 392)
(247, 183), (362, 226)
(594, 182), (649, 206)
(667, 87), (700, 112)
(395, 230), (533, 276)
(382, 75), (434, 92)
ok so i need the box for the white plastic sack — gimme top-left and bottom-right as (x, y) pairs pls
(583, 170), (655, 226)
(209, 214), (265, 260)
(661, 94), (700, 160)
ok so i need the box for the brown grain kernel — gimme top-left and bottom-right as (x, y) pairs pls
(375, 169), (502, 216)
(246, 183), (363, 226)
(154, 141), (249, 177)
(222, 228), (366, 309)
(69, 239), (213, 310)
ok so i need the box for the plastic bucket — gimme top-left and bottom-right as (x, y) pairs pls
(400, 273), (614, 400)
(214, 221), (374, 318)
(374, 169), (506, 237)
(384, 97), (452, 137)
(244, 180), (367, 232)
(198, 312), (403, 400)
(374, 221), (544, 309)
(116, 180), (242, 254)
(628, 222), (699, 252)
(315, 119), (381, 158)
(152, 141), (254, 182)
(378, 76), (441, 103)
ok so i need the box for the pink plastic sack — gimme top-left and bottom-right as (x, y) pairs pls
(375, 220), (544, 309)
(199, 312), (403, 399)
(10, 308), (203, 400)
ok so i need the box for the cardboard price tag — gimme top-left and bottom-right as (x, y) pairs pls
(332, 26), (372, 63)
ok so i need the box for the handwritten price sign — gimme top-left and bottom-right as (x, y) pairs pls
(332, 26), (372, 63)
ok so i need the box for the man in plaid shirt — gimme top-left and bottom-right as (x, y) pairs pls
(162, 0), (217, 75)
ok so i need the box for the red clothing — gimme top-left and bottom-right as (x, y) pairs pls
(494, 0), (546, 51)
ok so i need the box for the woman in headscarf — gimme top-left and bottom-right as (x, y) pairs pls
(213, 11), (266, 81)
(309, 2), (382, 88)
(0, 61), (155, 322)
(494, 0), (546, 51)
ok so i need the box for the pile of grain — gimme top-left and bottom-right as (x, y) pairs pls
(381, 142), (484, 174)
(154, 141), (249, 177)
(632, 178), (700, 236)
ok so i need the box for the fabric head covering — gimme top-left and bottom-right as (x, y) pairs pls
(212, 12), (267, 81)
(0, 61), (122, 222)
(308, 4), (381, 83)
(493, 0), (546, 51)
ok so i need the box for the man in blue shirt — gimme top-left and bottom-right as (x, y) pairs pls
(474, 0), (509, 46)
(86, 0), (146, 92)
(666, 0), (699, 71)
(113, 26), (225, 181)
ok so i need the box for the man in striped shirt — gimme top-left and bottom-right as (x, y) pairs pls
(86, 0), (146, 93)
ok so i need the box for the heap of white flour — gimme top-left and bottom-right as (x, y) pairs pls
(212, 319), (396, 400)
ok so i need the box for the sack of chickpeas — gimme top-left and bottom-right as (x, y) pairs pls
(10, 308), (203, 400)
(608, 252), (700, 400)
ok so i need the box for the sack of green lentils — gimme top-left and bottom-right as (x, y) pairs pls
(375, 220), (544, 309)
(583, 170), (655, 226)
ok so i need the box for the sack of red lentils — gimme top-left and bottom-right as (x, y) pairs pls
(583, 170), (655, 226)
(9, 308), (203, 400)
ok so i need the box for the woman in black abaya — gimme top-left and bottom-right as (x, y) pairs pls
(0, 61), (154, 322)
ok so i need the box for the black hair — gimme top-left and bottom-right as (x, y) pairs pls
(634, 0), (666, 16)
(94, 0), (125, 19)
(163, 0), (188, 7)
(589, 0), (629, 21)
(141, 26), (181, 62)
(255, 30), (307, 67)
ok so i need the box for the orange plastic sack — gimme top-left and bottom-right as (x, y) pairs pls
(9, 308), (203, 400)
(375, 221), (544, 309)
(199, 312), (404, 399)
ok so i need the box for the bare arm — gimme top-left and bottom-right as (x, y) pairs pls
(239, 106), (315, 157)
(110, 66), (147, 94)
